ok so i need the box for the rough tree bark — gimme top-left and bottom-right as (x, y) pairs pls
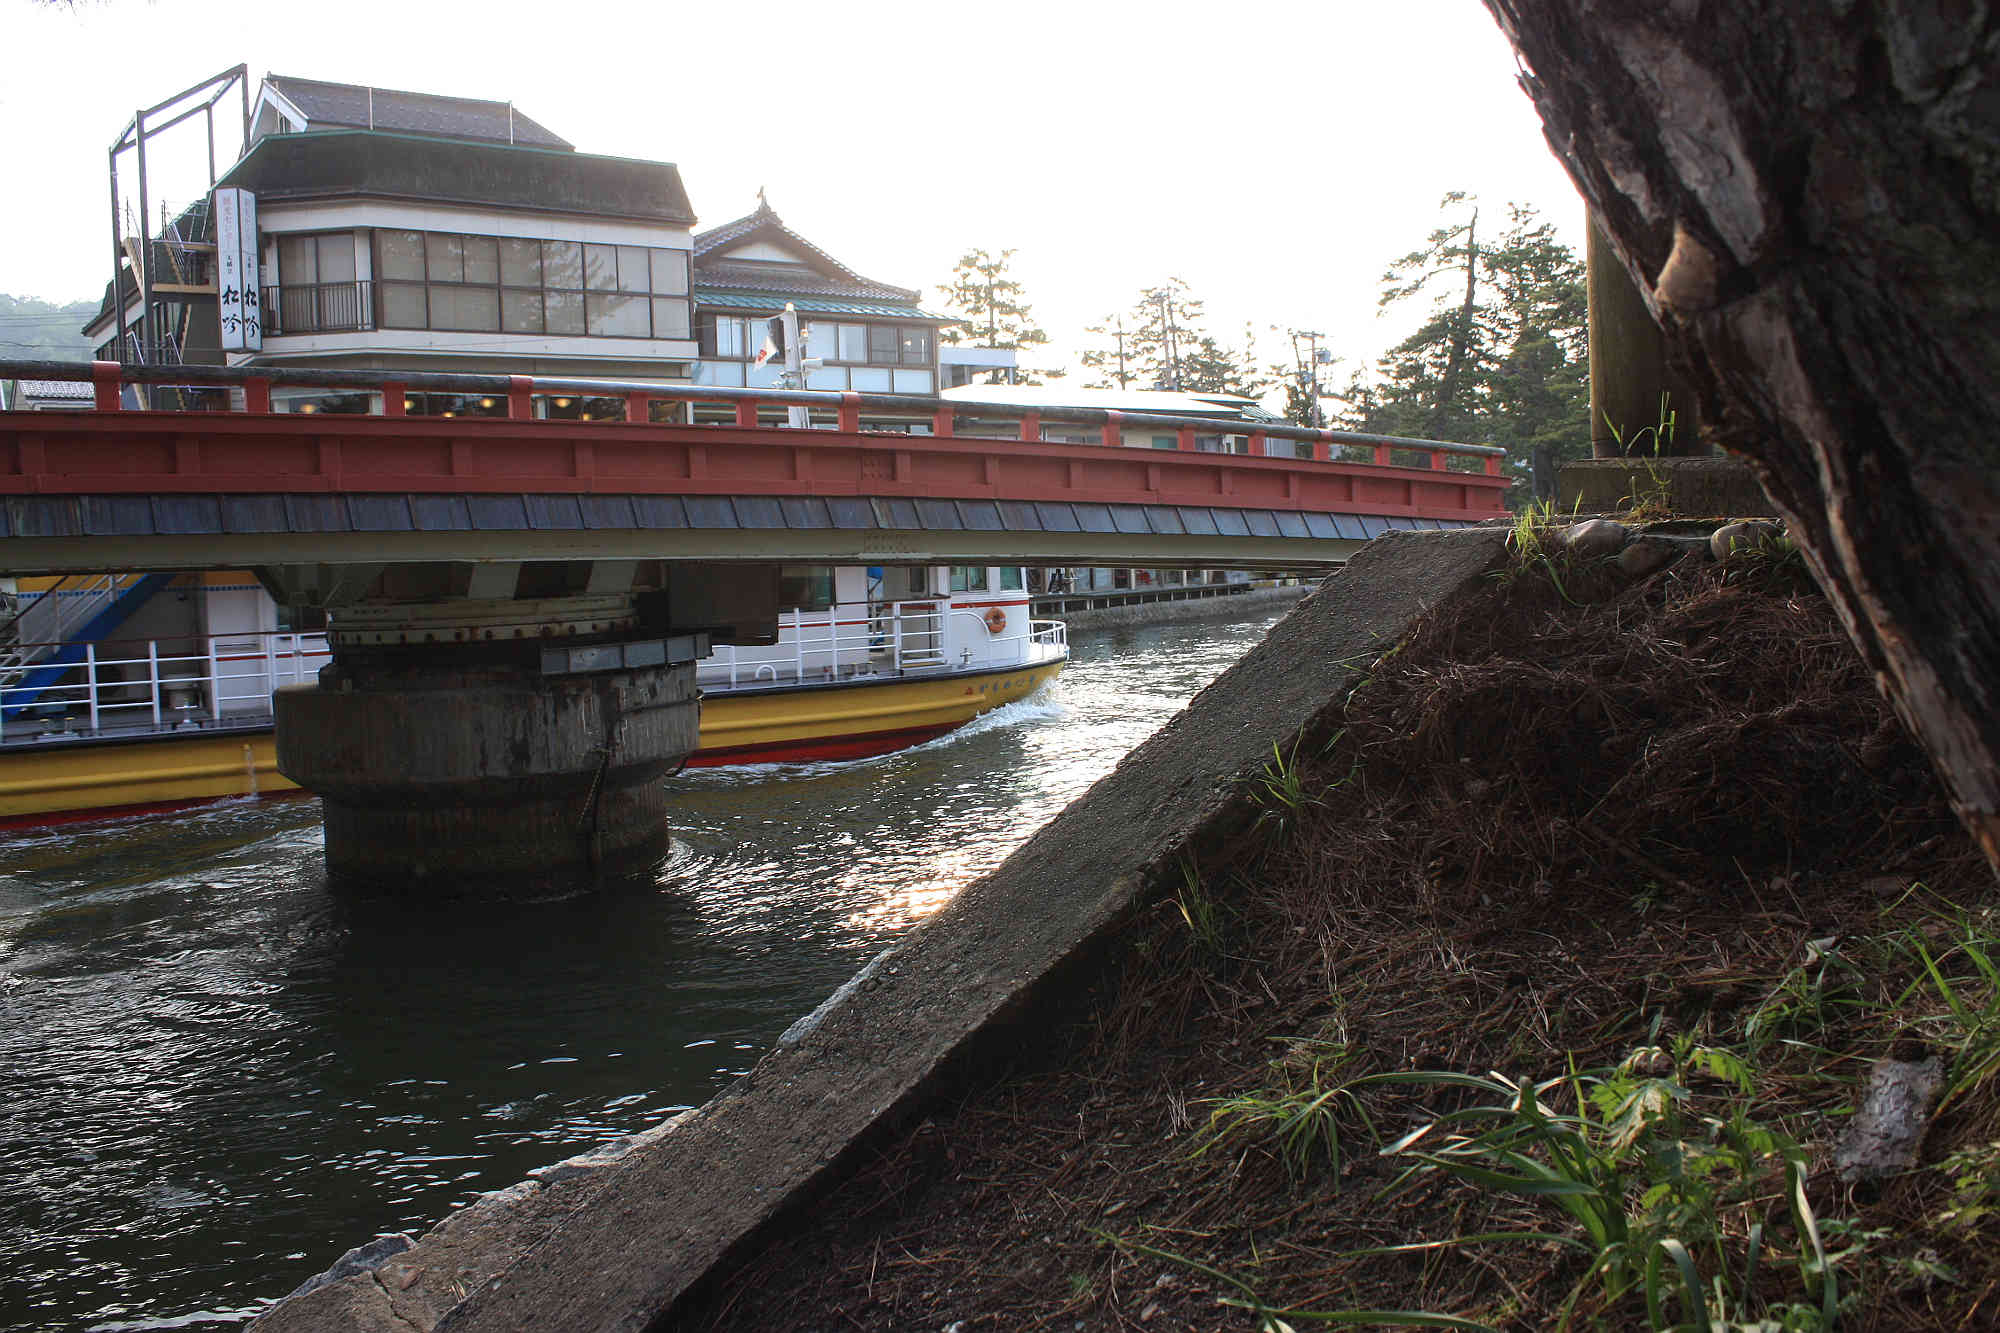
(1483, 1), (2000, 874)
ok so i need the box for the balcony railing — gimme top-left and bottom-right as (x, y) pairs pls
(266, 282), (374, 336)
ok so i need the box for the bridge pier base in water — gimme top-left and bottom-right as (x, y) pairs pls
(273, 595), (706, 886)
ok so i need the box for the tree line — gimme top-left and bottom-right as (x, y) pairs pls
(936, 194), (1591, 498)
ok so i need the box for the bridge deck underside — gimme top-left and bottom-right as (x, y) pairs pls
(0, 492), (1477, 573)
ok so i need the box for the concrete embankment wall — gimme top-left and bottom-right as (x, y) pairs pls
(252, 529), (1508, 1333)
(1045, 582), (1312, 632)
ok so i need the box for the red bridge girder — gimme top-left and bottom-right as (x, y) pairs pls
(0, 410), (1506, 521)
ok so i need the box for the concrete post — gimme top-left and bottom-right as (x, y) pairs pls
(273, 595), (701, 887)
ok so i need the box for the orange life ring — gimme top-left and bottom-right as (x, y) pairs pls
(982, 606), (1007, 634)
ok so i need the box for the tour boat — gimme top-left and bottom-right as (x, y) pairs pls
(0, 565), (1066, 829)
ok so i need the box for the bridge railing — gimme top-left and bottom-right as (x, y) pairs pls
(0, 358), (1508, 478)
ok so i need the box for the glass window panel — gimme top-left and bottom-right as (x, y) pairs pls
(462, 235), (500, 285)
(901, 327), (931, 364)
(778, 566), (835, 611)
(838, 324), (868, 361)
(850, 367), (891, 392)
(502, 289), (543, 333)
(584, 244), (619, 291)
(1000, 567), (1025, 591)
(317, 235), (356, 283)
(806, 366), (846, 390)
(545, 289), (585, 334)
(617, 246), (650, 293)
(500, 237), (541, 287)
(949, 566), (989, 592)
(650, 297), (690, 338)
(805, 321), (837, 359)
(377, 230), (425, 281)
(544, 240), (583, 289)
(746, 362), (782, 388)
(713, 361), (746, 387)
(649, 248), (689, 296)
(426, 233), (463, 283)
(380, 282), (427, 328)
(716, 317), (745, 358)
(892, 369), (934, 395)
(868, 325), (898, 363)
(278, 235), (317, 286)
(586, 292), (648, 336)
(432, 285), (499, 331)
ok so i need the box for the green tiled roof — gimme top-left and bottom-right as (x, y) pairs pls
(693, 287), (947, 321)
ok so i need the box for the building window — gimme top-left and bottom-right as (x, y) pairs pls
(273, 232), (365, 332)
(373, 229), (690, 339)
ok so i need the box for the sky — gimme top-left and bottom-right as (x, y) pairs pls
(0, 0), (1586, 381)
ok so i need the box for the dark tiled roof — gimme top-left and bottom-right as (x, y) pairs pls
(692, 200), (919, 303)
(217, 131), (694, 226)
(265, 75), (573, 150)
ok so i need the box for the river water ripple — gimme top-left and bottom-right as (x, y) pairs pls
(0, 611), (1281, 1331)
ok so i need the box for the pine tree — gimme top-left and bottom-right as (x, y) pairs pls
(1079, 313), (1134, 389)
(1342, 196), (1589, 498)
(937, 248), (1054, 383)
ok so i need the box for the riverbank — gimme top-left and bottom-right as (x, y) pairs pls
(678, 533), (1998, 1329)
(1031, 582), (1311, 631)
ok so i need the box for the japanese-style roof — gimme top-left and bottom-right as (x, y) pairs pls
(692, 288), (946, 321)
(263, 75), (573, 150)
(216, 131), (694, 226)
(692, 200), (920, 305)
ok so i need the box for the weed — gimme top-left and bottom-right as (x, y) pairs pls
(1174, 857), (1226, 957)
(1495, 498), (1581, 604)
(1934, 1140), (2000, 1233)
(1743, 935), (1866, 1057)
(1335, 1047), (1839, 1331)
(1196, 1040), (1378, 1184)
(1605, 393), (1679, 520)
(1885, 905), (2000, 1111)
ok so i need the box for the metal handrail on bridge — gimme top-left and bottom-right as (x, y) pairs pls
(0, 358), (1507, 475)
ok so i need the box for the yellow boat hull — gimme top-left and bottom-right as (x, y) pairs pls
(0, 660), (1064, 826)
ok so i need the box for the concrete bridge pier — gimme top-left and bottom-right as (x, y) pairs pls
(274, 594), (706, 886)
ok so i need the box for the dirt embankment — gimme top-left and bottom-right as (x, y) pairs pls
(683, 540), (1999, 1332)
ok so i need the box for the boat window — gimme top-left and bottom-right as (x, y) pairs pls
(778, 565), (835, 610)
(949, 566), (989, 593)
(998, 567), (1025, 591)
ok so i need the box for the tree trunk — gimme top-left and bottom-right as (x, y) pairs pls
(1482, 1), (2000, 873)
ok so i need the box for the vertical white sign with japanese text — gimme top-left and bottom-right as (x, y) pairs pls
(213, 188), (262, 351)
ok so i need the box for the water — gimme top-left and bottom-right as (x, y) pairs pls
(0, 611), (1281, 1331)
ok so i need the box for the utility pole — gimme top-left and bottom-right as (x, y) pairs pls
(1113, 317), (1129, 389)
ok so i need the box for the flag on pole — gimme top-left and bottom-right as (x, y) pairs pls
(754, 315), (786, 367)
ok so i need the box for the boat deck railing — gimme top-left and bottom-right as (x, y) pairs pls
(0, 630), (329, 743)
(698, 601), (1067, 694)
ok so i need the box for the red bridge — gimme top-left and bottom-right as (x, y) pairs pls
(1, 360), (1508, 573)
(1, 358), (1510, 882)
